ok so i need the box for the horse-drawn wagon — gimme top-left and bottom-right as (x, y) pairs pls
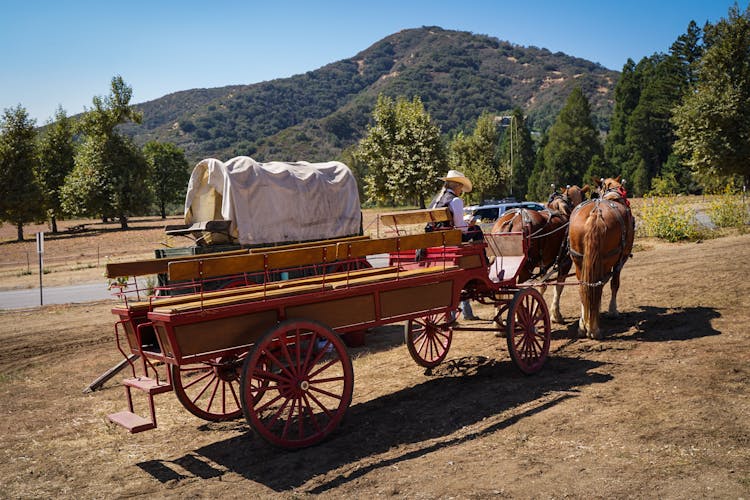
(106, 207), (552, 449)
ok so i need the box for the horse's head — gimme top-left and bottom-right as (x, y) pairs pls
(547, 184), (590, 216)
(593, 176), (628, 203)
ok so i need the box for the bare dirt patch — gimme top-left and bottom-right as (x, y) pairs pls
(0, 224), (749, 497)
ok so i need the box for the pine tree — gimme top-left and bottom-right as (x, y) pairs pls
(0, 105), (44, 241)
(540, 87), (602, 189)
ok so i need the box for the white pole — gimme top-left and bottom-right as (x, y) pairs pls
(36, 232), (44, 306)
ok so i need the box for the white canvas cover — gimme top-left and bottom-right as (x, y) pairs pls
(184, 156), (361, 246)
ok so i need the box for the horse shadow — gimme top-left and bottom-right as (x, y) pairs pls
(558, 305), (721, 342)
(136, 354), (610, 491)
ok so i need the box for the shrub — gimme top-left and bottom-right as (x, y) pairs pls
(637, 197), (703, 242)
(707, 188), (749, 228)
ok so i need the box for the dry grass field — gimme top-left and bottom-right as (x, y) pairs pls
(0, 201), (748, 498)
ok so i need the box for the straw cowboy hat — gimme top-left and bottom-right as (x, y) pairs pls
(440, 169), (473, 193)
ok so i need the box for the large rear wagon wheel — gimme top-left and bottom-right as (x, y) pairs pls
(171, 353), (246, 421)
(506, 288), (551, 375)
(405, 310), (454, 368)
(241, 319), (353, 449)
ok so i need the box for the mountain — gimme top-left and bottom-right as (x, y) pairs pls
(121, 26), (619, 164)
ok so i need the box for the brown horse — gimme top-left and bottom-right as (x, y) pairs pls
(491, 184), (589, 323)
(568, 176), (635, 339)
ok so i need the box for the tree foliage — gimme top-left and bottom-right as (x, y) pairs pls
(143, 141), (190, 218)
(498, 109), (535, 200)
(673, 4), (750, 188)
(355, 95), (446, 208)
(534, 87), (602, 198)
(61, 76), (149, 228)
(37, 106), (76, 233)
(0, 105), (43, 241)
(448, 112), (499, 204)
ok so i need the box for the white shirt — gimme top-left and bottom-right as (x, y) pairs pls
(446, 190), (468, 232)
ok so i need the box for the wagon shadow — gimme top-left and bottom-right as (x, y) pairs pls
(137, 355), (609, 491)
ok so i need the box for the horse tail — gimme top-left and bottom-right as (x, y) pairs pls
(581, 204), (605, 325)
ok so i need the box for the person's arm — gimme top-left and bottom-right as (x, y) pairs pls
(449, 197), (468, 232)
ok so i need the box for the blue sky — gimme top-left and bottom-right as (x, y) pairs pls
(0, 0), (742, 124)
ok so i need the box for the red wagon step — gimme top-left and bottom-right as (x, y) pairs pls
(107, 376), (172, 433)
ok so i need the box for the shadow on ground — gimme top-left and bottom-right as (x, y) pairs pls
(137, 353), (609, 491)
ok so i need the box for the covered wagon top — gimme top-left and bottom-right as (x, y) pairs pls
(184, 156), (361, 246)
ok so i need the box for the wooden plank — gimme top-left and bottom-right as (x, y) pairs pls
(249, 235), (369, 253)
(379, 207), (451, 226)
(105, 249), (249, 278)
(266, 244), (338, 269)
(336, 230), (462, 260)
(152, 282), (333, 314)
(168, 253), (267, 281)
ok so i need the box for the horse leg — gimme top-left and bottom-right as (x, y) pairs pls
(551, 260), (571, 324)
(608, 268), (621, 317)
(578, 302), (587, 337)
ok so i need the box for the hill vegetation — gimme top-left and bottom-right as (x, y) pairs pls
(120, 27), (618, 163)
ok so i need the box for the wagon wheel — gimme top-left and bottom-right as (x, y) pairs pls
(405, 310), (454, 368)
(505, 288), (551, 375)
(241, 319), (354, 449)
(171, 353), (248, 421)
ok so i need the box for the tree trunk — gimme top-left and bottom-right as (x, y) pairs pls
(161, 200), (166, 219)
(16, 223), (24, 242)
(119, 215), (128, 230)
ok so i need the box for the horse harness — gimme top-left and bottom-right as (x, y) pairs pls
(569, 189), (634, 285)
(499, 206), (570, 280)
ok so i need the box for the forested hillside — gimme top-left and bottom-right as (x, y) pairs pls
(121, 27), (618, 163)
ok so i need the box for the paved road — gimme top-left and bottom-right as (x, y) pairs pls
(0, 255), (390, 310)
(0, 282), (113, 309)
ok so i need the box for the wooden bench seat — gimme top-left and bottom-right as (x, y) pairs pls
(118, 266), (399, 314)
(378, 207), (452, 227)
(328, 264), (459, 289)
(152, 264), (459, 315)
(167, 230), (462, 282)
(335, 230), (462, 260)
(106, 249), (249, 279)
(151, 282), (336, 314)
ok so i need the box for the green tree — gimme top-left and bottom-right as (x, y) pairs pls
(498, 109), (535, 200)
(622, 54), (687, 195)
(61, 76), (149, 228)
(37, 107), (76, 233)
(0, 105), (44, 241)
(527, 132), (549, 201)
(356, 95), (446, 207)
(539, 87), (603, 190)
(605, 59), (641, 171)
(448, 112), (499, 204)
(143, 141), (190, 219)
(673, 4), (750, 188)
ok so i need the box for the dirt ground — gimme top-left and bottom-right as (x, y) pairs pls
(0, 214), (749, 498)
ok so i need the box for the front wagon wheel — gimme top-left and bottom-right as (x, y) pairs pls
(506, 288), (551, 374)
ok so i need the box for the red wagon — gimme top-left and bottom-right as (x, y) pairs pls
(106, 208), (551, 449)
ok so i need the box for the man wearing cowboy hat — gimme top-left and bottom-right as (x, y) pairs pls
(427, 170), (483, 320)
(427, 169), (480, 241)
